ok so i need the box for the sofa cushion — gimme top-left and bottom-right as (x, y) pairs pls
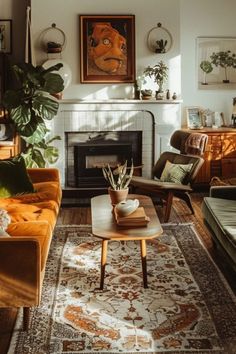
(202, 197), (236, 270)
(0, 156), (34, 198)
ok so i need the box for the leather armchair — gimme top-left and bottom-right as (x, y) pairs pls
(131, 130), (208, 222)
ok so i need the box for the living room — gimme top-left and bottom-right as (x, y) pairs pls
(0, 0), (236, 353)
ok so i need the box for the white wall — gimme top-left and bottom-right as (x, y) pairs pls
(180, 0), (236, 125)
(31, 0), (180, 100)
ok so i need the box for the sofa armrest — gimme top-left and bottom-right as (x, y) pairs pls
(0, 238), (41, 307)
(210, 185), (236, 200)
(27, 168), (60, 183)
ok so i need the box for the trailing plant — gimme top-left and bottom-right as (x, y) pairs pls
(102, 160), (134, 190)
(3, 62), (64, 167)
(143, 61), (168, 93)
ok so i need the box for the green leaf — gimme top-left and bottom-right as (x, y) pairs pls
(32, 95), (59, 120)
(44, 146), (59, 164)
(47, 135), (61, 144)
(43, 72), (64, 94)
(21, 119), (48, 143)
(3, 90), (24, 109)
(10, 105), (31, 125)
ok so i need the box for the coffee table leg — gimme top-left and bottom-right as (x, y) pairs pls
(140, 239), (148, 288)
(100, 240), (108, 290)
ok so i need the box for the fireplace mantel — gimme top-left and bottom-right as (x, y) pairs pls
(50, 99), (182, 187)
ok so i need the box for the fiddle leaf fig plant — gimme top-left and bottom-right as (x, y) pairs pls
(3, 62), (64, 167)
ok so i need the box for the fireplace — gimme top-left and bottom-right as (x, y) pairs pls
(66, 131), (142, 189)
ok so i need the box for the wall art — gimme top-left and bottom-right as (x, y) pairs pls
(0, 20), (12, 54)
(79, 15), (135, 83)
(197, 37), (236, 90)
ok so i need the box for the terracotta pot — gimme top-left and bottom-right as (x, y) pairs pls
(108, 187), (129, 206)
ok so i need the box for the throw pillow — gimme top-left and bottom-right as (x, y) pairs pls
(160, 160), (193, 184)
(0, 155), (35, 198)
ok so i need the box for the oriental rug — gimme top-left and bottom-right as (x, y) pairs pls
(8, 224), (236, 354)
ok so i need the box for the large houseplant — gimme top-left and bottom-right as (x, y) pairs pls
(143, 60), (168, 99)
(3, 62), (64, 167)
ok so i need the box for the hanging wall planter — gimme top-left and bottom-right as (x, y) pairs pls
(147, 23), (173, 54)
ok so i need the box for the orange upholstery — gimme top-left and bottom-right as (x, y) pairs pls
(0, 168), (61, 326)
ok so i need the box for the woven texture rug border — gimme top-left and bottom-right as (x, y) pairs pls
(8, 223), (236, 354)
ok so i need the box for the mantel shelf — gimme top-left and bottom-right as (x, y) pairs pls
(60, 98), (182, 105)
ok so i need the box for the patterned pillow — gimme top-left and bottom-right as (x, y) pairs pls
(160, 160), (193, 184)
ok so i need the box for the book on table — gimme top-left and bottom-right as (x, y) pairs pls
(114, 206), (150, 226)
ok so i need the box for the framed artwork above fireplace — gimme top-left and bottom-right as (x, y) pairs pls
(79, 14), (135, 83)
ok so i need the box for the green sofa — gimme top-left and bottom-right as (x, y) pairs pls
(202, 186), (236, 272)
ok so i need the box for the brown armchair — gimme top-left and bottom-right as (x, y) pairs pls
(131, 130), (208, 222)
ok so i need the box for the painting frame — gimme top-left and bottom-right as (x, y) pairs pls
(79, 14), (135, 83)
(0, 19), (12, 54)
(185, 106), (203, 130)
(197, 36), (236, 90)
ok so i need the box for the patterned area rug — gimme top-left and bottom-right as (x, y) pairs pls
(8, 224), (236, 354)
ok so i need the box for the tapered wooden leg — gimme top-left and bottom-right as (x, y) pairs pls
(23, 307), (30, 331)
(100, 240), (108, 290)
(164, 192), (174, 222)
(140, 239), (148, 288)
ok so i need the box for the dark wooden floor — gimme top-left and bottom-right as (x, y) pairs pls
(0, 192), (235, 354)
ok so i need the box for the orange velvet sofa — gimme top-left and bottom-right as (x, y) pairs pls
(0, 168), (62, 330)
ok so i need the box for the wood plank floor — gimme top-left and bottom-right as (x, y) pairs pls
(0, 192), (235, 354)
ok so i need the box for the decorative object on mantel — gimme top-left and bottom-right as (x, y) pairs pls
(147, 22), (173, 54)
(102, 160), (134, 206)
(231, 97), (236, 128)
(0, 19), (12, 54)
(141, 89), (153, 100)
(143, 61), (168, 100)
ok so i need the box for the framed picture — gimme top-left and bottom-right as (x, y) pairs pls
(79, 15), (135, 83)
(197, 36), (236, 90)
(186, 107), (203, 129)
(0, 19), (12, 54)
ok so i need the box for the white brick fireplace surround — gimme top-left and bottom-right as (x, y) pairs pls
(49, 99), (182, 187)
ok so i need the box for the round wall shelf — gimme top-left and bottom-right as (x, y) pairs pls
(147, 23), (173, 54)
(40, 23), (66, 53)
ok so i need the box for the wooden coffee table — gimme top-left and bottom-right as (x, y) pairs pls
(91, 194), (163, 289)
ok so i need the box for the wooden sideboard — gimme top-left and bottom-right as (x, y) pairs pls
(0, 124), (20, 159)
(184, 127), (236, 186)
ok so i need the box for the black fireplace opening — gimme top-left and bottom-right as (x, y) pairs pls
(69, 131), (142, 189)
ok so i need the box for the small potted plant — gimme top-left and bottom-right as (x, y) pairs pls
(102, 160), (134, 205)
(143, 61), (168, 99)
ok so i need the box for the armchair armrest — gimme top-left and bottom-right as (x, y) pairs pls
(27, 168), (60, 183)
(210, 186), (236, 200)
(0, 238), (41, 307)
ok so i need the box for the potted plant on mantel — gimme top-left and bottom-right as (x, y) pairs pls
(143, 60), (168, 100)
(102, 160), (134, 206)
(3, 62), (64, 167)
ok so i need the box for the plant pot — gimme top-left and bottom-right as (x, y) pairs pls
(108, 187), (129, 206)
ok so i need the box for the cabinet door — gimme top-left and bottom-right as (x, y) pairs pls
(222, 134), (236, 158)
(222, 159), (236, 178)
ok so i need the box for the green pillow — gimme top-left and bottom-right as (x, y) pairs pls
(0, 155), (35, 198)
(160, 160), (193, 184)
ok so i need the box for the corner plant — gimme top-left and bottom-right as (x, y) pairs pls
(210, 50), (236, 83)
(102, 160), (134, 190)
(3, 62), (64, 167)
(143, 60), (168, 93)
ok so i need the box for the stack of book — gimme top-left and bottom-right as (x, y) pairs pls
(114, 206), (150, 227)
